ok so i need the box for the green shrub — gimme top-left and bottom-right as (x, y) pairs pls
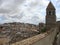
(41, 27), (46, 33)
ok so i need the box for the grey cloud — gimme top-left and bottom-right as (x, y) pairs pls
(29, 1), (39, 7)
(0, 8), (11, 13)
(14, 0), (25, 4)
(0, 0), (25, 14)
(30, 16), (40, 24)
(10, 12), (24, 19)
(0, 0), (2, 5)
(0, 0), (53, 24)
(20, 15), (40, 25)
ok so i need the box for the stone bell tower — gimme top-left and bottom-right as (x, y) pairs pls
(46, 2), (56, 30)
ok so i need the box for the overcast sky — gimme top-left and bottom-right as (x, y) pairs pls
(0, 0), (60, 25)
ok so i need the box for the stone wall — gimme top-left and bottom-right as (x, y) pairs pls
(32, 28), (57, 45)
(11, 28), (58, 45)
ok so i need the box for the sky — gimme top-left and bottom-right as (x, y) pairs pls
(0, 0), (60, 25)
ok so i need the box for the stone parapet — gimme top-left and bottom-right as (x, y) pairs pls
(11, 28), (58, 45)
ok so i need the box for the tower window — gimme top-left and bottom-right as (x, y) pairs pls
(48, 11), (51, 15)
(47, 10), (55, 15)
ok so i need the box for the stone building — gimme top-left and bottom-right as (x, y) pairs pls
(46, 2), (56, 30)
(0, 22), (38, 32)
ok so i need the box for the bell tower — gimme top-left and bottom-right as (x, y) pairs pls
(46, 2), (56, 30)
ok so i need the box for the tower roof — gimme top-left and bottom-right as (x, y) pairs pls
(46, 2), (55, 10)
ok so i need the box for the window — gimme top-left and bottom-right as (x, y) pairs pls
(48, 11), (51, 15)
(47, 10), (55, 15)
